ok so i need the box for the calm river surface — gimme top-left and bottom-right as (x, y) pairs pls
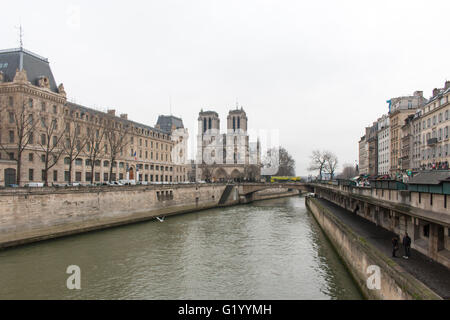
(0, 197), (362, 300)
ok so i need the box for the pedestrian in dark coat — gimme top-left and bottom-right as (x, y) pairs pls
(392, 236), (399, 258)
(403, 232), (412, 259)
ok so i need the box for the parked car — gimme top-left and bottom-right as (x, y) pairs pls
(24, 183), (44, 188)
(67, 182), (81, 187)
(119, 180), (136, 186)
(7, 184), (19, 188)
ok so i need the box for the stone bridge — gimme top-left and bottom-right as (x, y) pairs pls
(238, 183), (313, 196)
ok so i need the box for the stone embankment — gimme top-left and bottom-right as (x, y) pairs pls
(306, 196), (443, 300)
(0, 184), (299, 249)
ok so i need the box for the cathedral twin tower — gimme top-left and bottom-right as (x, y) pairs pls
(196, 108), (261, 182)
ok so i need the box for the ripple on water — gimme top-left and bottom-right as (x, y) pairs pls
(0, 197), (362, 300)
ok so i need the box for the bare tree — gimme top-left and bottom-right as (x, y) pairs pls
(201, 162), (218, 182)
(337, 164), (358, 180)
(244, 164), (260, 182)
(263, 147), (296, 176)
(324, 151), (338, 180)
(104, 122), (130, 182)
(308, 150), (328, 180)
(84, 124), (106, 184)
(35, 117), (66, 186)
(0, 96), (40, 185)
(62, 119), (89, 184)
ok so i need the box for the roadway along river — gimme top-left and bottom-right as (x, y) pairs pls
(0, 196), (363, 300)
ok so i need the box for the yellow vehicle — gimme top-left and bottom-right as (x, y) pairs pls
(270, 176), (301, 183)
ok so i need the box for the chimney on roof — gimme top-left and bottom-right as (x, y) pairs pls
(445, 81), (450, 90)
(120, 114), (128, 120)
(107, 109), (116, 117)
(432, 88), (440, 97)
(413, 91), (423, 97)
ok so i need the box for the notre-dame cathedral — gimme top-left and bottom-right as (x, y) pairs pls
(196, 107), (261, 182)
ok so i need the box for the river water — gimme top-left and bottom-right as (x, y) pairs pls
(0, 196), (362, 300)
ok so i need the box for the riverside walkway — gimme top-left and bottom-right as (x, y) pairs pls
(316, 198), (450, 299)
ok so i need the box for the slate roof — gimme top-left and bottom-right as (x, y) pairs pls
(0, 48), (58, 93)
(408, 171), (450, 185)
(156, 115), (184, 133)
(66, 102), (167, 135)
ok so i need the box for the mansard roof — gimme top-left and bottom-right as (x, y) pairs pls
(156, 115), (184, 133)
(0, 48), (58, 93)
(66, 102), (169, 137)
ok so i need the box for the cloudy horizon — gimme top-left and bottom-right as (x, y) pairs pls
(2, 0), (449, 176)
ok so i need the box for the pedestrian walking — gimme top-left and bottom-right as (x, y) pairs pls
(403, 232), (411, 259)
(392, 236), (399, 258)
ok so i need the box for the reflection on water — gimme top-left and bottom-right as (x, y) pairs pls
(0, 197), (362, 300)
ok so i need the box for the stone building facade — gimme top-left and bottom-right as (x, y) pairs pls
(388, 91), (427, 176)
(400, 114), (415, 173)
(377, 114), (390, 175)
(358, 123), (377, 176)
(196, 108), (261, 182)
(358, 135), (368, 175)
(418, 82), (450, 170)
(0, 47), (188, 186)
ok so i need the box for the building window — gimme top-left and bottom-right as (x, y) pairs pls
(75, 158), (83, 166)
(29, 153), (34, 162)
(29, 169), (34, 181)
(28, 132), (34, 144)
(76, 172), (82, 182)
(9, 131), (14, 143)
(53, 170), (58, 181)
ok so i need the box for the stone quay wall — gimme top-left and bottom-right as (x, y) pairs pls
(0, 184), (300, 249)
(306, 196), (441, 300)
(0, 184), (240, 249)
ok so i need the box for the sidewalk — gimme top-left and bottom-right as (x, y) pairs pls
(316, 198), (450, 299)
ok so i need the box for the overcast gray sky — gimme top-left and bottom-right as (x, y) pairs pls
(2, 0), (449, 175)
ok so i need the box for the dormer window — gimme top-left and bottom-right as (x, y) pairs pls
(38, 76), (50, 89)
